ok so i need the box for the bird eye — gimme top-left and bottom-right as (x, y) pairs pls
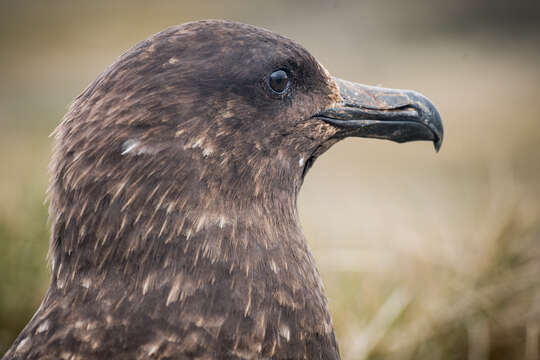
(268, 70), (289, 94)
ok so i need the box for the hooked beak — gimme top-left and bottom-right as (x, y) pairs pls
(315, 77), (444, 151)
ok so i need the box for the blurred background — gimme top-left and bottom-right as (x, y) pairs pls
(1, 0), (539, 358)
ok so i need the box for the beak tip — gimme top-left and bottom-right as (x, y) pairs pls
(433, 123), (444, 153)
(434, 140), (442, 152)
(426, 106), (443, 153)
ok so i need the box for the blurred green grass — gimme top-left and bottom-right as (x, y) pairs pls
(1, 1), (540, 358)
(0, 134), (50, 351)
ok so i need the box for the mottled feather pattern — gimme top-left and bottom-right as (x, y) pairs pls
(3, 21), (343, 359)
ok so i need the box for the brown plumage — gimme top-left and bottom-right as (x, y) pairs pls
(3, 20), (442, 360)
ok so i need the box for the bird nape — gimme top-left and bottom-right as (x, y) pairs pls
(3, 20), (443, 360)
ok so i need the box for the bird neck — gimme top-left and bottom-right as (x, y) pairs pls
(49, 166), (306, 290)
(46, 177), (337, 355)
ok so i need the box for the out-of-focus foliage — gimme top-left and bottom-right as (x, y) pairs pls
(1, 1), (539, 358)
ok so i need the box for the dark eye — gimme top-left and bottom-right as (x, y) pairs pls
(268, 70), (289, 94)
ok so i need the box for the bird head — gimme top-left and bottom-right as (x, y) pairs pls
(49, 20), (442, 278)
